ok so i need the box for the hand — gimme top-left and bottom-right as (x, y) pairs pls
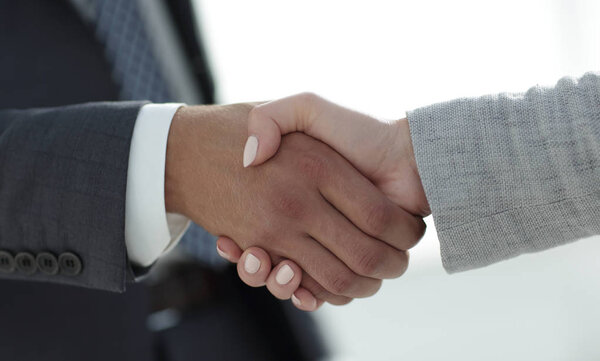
(244, 93), (429, 216)
(165, 104), (425, 306)
(214, 94), (430, 310)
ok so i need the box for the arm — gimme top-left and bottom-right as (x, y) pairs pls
(0, 101), (144, 292)
(0, 100), (423, 301)
(408, 72), (600, 272)
(240, 72), (600, 277)
(164, 104), (423, 303)
(125, 103), (191, 268)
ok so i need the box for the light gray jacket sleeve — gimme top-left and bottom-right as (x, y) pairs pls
(407, 72), (600, 273)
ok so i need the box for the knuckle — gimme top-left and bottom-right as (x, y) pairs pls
(296, 152), (328, 181)
(399, 257), (409, 278)
(296, 92), (319, 106)
(295, 92), (324, 132)
(306, 281), (330, 300)
(301, 276), (335, 301)
(328, 271), (356, 295)
(405, 218), (427, 249)
(364, 203), (391, 237)
(367, 279), (383, 296)
(354, 248), (385, 277)
(328, 296), (353, 306)
(271, 193), (307, 220)
(389, 251), (410, 278)
(352, 279), (382, 298)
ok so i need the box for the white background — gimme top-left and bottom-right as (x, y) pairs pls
(194, 1), (600, 360)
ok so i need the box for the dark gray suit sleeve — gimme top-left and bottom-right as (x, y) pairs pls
(407, 72), (600, 273)
(0, 101), (146, 292)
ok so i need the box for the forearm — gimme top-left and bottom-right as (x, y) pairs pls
(408, 72), (600, 272)
(0, 101), (144, 291)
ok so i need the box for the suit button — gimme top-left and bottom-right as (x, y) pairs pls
(36, 252), (59, 275)
(15, 252), (37, 275)
(58, 252), (82, 276)
(0, 251), (15, 273)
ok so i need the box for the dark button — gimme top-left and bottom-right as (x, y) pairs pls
(15, 252), (37, 275)
(59, 252), (82, 276)
(0, 251), (15, 273)
(36, 252), (59, 275)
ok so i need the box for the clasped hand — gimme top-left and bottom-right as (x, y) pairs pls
(165, 94), (430, 311)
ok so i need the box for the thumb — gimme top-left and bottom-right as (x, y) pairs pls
(243, 93), (391, 178)
(244, 92), (324, 167)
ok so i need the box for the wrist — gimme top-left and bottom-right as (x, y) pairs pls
(165, 106), (193, 216)
(164, 103), (253, 223)
(396, 118), (418, 175)
(393, 117), (431, 216)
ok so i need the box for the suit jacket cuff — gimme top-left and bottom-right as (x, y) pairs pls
(125, 103), (190, 268)
(0, 101), (146, 292)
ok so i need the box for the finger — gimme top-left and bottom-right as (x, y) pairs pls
(310, 197), (410, 279)
(265, 260), (303, 300)
(244, 93), (327, 167)
(236, 247), (272, 288)
(244, 95), (306, 167)
(221, 239), (349, 305)
(280, 235), (381, 298)
(291, 287), (320, 311)
(255, 254), (325, 310)
(216, 236), (243, 263)
(300, 272), (352, 306)
(318, 155), (426, 251)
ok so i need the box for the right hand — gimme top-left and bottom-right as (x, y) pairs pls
(244, 93), (430, 216)
(217, 93), (431, 310)
(165, 104), (425, 304)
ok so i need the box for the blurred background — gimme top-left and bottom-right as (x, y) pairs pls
(193, 0), (600, 360)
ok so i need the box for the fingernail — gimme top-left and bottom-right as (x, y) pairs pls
(216, 245), (229, 260)
(243, 136), (258, 167)
(244, 253), (260, 274)
(275, 264), (294, 285)
(291, 294), (302, 307)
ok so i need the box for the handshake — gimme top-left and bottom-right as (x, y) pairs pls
(165, 93), (430, 311)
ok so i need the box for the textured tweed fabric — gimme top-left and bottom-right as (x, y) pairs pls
(408, 72), (600, 272)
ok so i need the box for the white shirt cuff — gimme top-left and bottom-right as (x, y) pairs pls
(125, 103), (191, 267)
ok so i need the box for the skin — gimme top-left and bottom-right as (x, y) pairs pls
(215, 93), (431, 310)
(164, 103), (426, 304)
(245, 93), (429, 217)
